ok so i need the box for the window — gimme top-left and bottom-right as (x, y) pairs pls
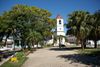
(59, 20), (61, 24)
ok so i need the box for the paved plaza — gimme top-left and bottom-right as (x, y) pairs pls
(22, 47), (91, 67)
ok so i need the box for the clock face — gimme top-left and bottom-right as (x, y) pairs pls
(59, 28), (61, 30)
(57, 27), (64, 31)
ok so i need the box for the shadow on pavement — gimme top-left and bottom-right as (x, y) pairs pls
(49, 47), (81, 51)
(57, 54), (100, 67)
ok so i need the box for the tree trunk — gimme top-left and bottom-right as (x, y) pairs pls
(81, 40), (84, 50)
(83, 39), (86, 48)
(94, 30), (97, 48)
(0, 32), (4, 42)
(27, 42), (31, 50)
(37, 42), (38, 48)
(4, 36), (7, 46)
(76, 39), (79, 45)
(4, 34), (9, 46)
(94, 40), (97, 48)
(13, 34), (15, 51)
(21, 40), (24, 49)
(59, 37), (61, 48)
(32, 41), (34, 48)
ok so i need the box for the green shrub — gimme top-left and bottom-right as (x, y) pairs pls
(0, 51), (27, 67)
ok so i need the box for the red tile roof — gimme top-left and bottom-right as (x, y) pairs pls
(56, 14), (62, 19)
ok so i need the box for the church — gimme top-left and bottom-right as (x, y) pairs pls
(43, 15), (66, 47)
(54, 15), (66, 46)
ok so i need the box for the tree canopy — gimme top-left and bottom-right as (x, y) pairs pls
(0, 4), (56, 48)
(66, 10), (100, 49)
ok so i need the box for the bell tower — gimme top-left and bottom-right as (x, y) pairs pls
(56, 15), (65, 35)
(56, 15), (65, 45)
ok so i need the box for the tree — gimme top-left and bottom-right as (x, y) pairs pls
(87, 10), (100, 48)
(67, 10), (92, 49)
(26, 31), (39, 48)
(0, 4), (56, 49)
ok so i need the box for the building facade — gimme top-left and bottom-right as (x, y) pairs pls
(54, 15), (65, 46)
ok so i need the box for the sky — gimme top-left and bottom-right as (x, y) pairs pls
(0, 0), (100, 32)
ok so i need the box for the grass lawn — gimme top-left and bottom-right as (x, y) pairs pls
(0, 51), (27, 67)
(78, 48), (100, 66)
(79, 48), (100, 56)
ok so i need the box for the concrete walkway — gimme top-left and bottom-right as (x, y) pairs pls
(22, 47), (90, 67)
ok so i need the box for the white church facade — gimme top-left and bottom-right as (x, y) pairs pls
(54, 15), (66, 46)
(45, 15), (66, 46)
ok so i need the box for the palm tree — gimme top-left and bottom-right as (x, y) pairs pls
(91, 10), (100, 48)
(67, 10), (92, 49)
(26, 31), (37, 48)
(26, 31), (43, 49)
